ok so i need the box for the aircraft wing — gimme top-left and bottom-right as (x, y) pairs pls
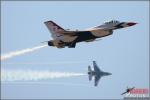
(93, 61), (101, 73)
(60, 30), (91, 36)
(94, 75), (101, 86)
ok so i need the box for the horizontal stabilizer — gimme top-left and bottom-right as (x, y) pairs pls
(88, 66), (92, 81)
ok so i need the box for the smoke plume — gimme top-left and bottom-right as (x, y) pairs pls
(1, 69), (86, 82)
(1, 45), (48, 61)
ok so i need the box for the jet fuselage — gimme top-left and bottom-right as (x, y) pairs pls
(44, 20), (137, 48)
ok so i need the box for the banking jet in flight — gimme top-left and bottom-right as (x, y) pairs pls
(88, 61), (111, 86)
(44, 20), (137, 48)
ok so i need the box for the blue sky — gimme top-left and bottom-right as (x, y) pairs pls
(1, 1), (149, 99)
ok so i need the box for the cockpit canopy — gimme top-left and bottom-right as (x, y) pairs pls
(104, 20), (120, 25)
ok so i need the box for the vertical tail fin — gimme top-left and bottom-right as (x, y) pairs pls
(88, 66), (92, 81)
(44, 21), (65, 39)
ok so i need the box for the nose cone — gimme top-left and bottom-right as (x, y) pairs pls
(127, 22), (137, 26)
(108, 73), (112, 75)
(104, 72), (112, 76)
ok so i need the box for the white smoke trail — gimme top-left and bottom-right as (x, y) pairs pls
(2, 82), (91, 87)
(1, 44), (48, 61)
(1, 69), (86, 82)
(2, 61), (87, 65)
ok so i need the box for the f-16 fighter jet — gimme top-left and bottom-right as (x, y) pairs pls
(44, 20), (137, 48)
(88, 61), (111, 86)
